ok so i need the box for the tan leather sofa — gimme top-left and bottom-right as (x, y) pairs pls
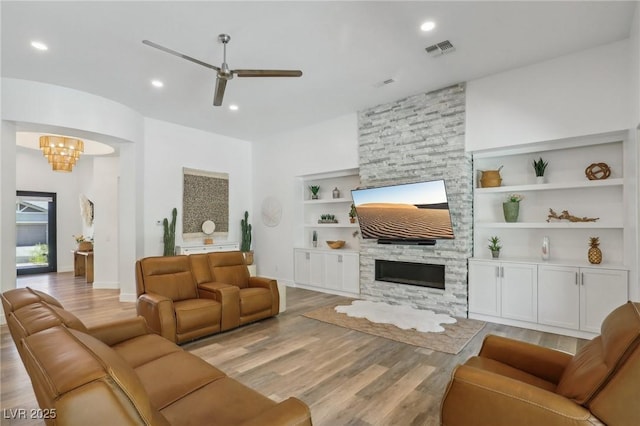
(441, 301), (640, 426)
(1, 287), (312, 426)
(136, 251), (279, 343)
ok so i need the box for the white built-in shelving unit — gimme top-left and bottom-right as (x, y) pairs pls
(293, 168), (361, 296)
(469, 130), (632, 338)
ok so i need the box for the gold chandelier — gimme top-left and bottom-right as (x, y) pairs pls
(39, 136), (84, 172)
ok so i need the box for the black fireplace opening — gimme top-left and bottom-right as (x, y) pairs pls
(375, 260), (445, 290)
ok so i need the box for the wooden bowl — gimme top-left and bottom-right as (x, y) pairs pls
(326, 240), (345, 249)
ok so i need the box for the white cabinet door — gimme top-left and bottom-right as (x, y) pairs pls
(341, 253), (360, 294)
(468, 261), (501, 316)
(538, 265), (580, 330)
(309, 252), (325, 287)
(324, 253), (343, 291)
(324, 252), (360, 293)
(580, 268), (628, 333)
(294, 249), (310, 285)
(501, 263), (538, 322)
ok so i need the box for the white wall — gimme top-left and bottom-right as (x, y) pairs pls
(142, 118), (254, 256)
(633, 4), (640, 127)
(91, 157), (120, 288)
(630, 4), (640, 301)
(15, 148), (92, 272)
(466, 39), (631, 151)
(253, 113), (358, 284)
(1, 121), (17, 296)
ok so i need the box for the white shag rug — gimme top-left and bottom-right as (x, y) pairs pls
(335, 300), (457, 333)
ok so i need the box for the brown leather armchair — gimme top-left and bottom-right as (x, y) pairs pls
(441, 301), (640, 426)
(136, 255), (222, 343)
(191, 251), (279, 327)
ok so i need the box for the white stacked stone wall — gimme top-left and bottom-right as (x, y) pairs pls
(357, 84), (472, 317)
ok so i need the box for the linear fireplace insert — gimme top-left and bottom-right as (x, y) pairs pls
(375, 260), (445, 290)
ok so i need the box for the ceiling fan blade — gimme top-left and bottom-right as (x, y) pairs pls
(213, 77), (227, 106)
(142, 40), (220, 71)
(233, 69), (303, 78)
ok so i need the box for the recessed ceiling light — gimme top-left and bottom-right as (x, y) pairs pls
(229, 104), (239, 111)
(420, 21), (436, 32)
(151, 80), (164, 88)
(30, 41), (48, 51)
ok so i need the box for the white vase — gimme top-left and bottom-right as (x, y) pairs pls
(541, 236), (550, 260)
(536, 176), (546, 184)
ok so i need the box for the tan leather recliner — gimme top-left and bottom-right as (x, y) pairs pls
(136, 255), (222, 343)
(191, 251), (279, 327)
(441, 301), (640, 426)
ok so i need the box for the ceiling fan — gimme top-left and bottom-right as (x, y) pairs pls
(142, 34), (303, 106)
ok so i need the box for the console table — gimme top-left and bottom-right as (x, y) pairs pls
(176, 241), (240, 255)
(73, 250), (94, 284)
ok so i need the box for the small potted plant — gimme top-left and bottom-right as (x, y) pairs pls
(309, 185), (320, 200)
(349, 204), (357, 223)
(532, 157), (548, 184)
(488, 236), (501, 258)
(503, 194), (523, 223)
(73, 235), (93, 251)
(312, 230), (318, 247)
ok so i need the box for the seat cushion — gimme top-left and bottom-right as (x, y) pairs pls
(239, 287), (272, 316)
(111, 334), (182, 368)
(160, 377), (277, 426)
(556, 301), (640, 405)
(465, 356), (557, 393)
(174, 298), (221, 334)
(134, 351), (227, 410)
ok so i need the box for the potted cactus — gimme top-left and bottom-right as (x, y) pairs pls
(163, 208), (177, 256)
(240, 211), (253, 265)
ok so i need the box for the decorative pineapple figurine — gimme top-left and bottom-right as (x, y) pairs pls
(588, 237), (602, 264)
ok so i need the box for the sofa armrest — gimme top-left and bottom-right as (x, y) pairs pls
(248, 276), (276, 290)
(238, 397), (311, 426)
(136, 293), (176, 343)
(478, 334), (573, 384)
(248, 277), (280, 315)
(198, 282), (240, 331)
(87, 316), (150, 346)
(441, 364), (595, 426)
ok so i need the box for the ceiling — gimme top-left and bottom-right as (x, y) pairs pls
(2, 1), (637, 142)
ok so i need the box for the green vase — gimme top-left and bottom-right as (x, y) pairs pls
(503, 202), (520, 223)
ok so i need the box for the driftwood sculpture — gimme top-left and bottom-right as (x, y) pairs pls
(547, 208), (599, 223)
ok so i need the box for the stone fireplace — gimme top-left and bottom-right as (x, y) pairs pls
(357, 84), (472, 317)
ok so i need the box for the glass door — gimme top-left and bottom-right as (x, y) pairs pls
(16, 191), (57, 275)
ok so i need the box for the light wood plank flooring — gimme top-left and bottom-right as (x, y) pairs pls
(1, 272), (587, 425)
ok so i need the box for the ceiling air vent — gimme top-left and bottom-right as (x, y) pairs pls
(425, 40), (455, 57)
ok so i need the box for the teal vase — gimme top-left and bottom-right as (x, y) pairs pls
(503, 202), (520, 223)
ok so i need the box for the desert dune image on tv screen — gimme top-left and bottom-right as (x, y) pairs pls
(352, 180), (454, 240)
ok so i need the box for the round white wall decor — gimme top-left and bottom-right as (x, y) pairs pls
(261, 196), (282, 227)
(202, 220), (216, 235)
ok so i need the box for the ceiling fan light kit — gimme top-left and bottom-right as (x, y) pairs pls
(142, 34), (303, 106)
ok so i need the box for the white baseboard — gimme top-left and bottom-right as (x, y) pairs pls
(119, 292), (136, 303)
(93, 281), (119, 289)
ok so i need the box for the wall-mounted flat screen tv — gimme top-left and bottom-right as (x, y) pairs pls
(351, 179), (454, 244)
